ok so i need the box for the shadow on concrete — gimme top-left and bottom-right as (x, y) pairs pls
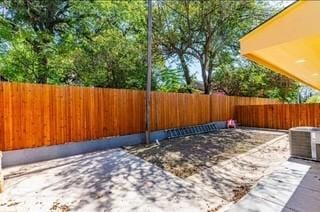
(282, 158), (320, 212)
(1, 129), (286, 211)
(2, 149), (223, 211)
(227, 157), (320, 212)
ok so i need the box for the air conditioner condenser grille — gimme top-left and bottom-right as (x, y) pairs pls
(289, 127), (320, 161)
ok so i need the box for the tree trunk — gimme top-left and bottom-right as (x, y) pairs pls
(178, 53), (191, 85)
(31, 40), (48, 84)
(178, 53), (192, 93)
(200, 62), (209, 94)
(200, 56), (212, 95)
(206, 58), (214, 94)
(37, 56), (48, 84)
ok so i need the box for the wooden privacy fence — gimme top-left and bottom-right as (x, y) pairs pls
(235, 104), (320, 130)
(0, 82), (279, 151)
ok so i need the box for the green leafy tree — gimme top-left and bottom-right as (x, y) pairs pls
(0, 0), (79, 83)
(153, 0), (299, 101)
(0, 0), (301, 102)
(0, 0), (158, 89)
(154, 68), (184, 92)
(153, 0), (273, 94)
(61, 1), (149, 89)
(212, 61), (299, 102)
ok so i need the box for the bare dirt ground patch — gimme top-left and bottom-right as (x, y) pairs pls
(125, 129), (281, 178)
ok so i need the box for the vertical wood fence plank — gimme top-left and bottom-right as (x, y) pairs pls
(0, 82), (280, 151)
(235, 103), (320, 130)
(0, 83), (4, 151)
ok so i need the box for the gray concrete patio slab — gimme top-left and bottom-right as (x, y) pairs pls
(0, 129), (293, 212)
(225, 158), (320, 212)
(0, 148), (226, 212)
(224, 192), (286, 212)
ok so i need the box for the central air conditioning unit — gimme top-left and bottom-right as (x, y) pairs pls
(289, 127), (320, 161)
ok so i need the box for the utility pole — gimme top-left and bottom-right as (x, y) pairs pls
(145, 0), (152, 145)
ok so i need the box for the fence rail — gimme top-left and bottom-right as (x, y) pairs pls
(235, 104), (320, 129)
(0, 82), (279, 151)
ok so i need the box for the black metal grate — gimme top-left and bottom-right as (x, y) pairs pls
(167, 122), (218, 139)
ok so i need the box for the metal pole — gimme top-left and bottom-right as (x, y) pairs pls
(145, 0), (153, 145)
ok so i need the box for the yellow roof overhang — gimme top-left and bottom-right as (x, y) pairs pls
(240, 1), (320, 90)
